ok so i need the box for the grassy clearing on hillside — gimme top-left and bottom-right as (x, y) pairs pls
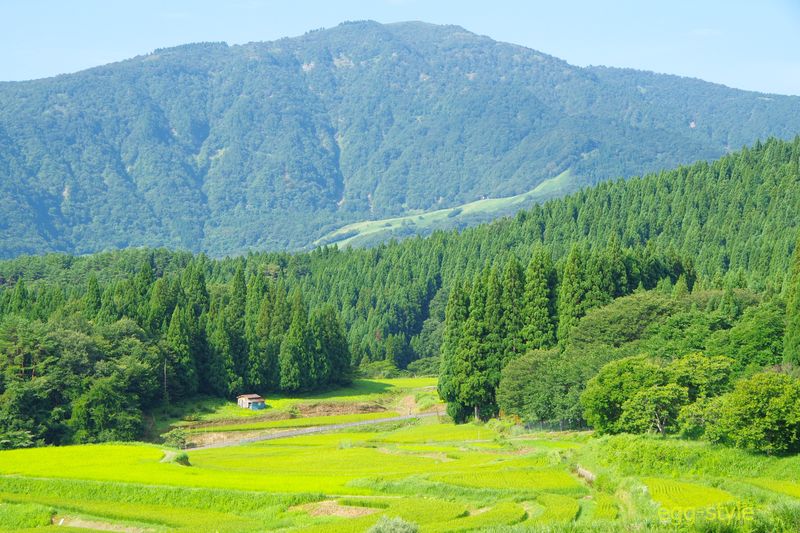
(314, 170), (576, 248)
(151, 377), (438, 438)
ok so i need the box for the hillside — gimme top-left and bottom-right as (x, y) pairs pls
(1, 139), (798, 437)
(2, 416), (800, 531)
(1, 136), (800, 531)
(2, 139), (799, 362)
(3, 21), (800, 257)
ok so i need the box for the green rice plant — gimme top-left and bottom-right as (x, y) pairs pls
(747, 479), (800, 499)
(337, 498), (391, 509)
(0, 502), (53, 530)
(533, 494), (581, 522)
(581, 434), (800, 481)
(588, 493), (618, 520)
(643, 477), (735, 510)
(0, 476), (315, 515)
(297, 497), (468, 533)
(432, 468), (582, 493)
(377, 421), (497, 444)
(191, 412), (400, 433)
(426, 502), (527, 532)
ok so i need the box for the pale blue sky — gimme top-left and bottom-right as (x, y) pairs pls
(2, 0), (799, 95)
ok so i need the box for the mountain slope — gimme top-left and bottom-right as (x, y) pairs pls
(2, 20), (800, 258)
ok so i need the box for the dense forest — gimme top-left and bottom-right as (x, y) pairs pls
(0, 138), (799, 451)
(4, 22), (800, 257)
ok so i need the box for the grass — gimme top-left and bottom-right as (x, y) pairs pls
(432, 469), (582, 493)
(643, 478), (736, 510)
(534, 494), (582, 522)
(314, 170), (576, 248)
(152, 377), (437, 439)
(2, 379), (800, 531)
(0, 502), (53, 530)
(588, 493), (619, 520)
(747, 479), (800, 499)
(190, 411), (402, 433)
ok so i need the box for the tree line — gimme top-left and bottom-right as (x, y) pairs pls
(0, 261), (351, 447)
(438, 241), (695, 421)
(497, 235), (800, 453)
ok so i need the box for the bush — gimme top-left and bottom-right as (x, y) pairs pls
(161, 428), (188, 449)
(0, 429), (34, 450)
(705, 371), (800, 454)
(406, 357), (439, 376)
(0, 502), (53, 530)
(368, 516), (419, 533)
(174, 452), (191, 466)
(359, 360), (408, 379)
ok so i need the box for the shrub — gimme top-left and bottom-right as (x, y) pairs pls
(406, 357), (439, 376)
(705, 371), (800, 454)
(0, 502), (53, 530)
(0, 429), (34, 450)
(367, 516), (419, 533)
(161, 428), (188, 449)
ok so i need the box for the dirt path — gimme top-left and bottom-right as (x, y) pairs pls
(52, 515), (151, 532)
(399, 394), (417, 415)
(192, 413), (438, 450)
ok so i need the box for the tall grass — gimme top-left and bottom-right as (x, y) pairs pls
(0, 502), (52, 530)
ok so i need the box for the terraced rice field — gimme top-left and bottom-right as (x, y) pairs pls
(1, 378), (799, 531)
(643, 478), (736, 510)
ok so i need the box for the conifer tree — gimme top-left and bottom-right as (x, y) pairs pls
(248, 291), (279, 391)
(521, 247), (557, 350)
(182, 263), (209, 318)
(226, 265), (248, 380)
(500, 256), (525, 361)
(604, 236), (629, 297)
(317, 305), (351, 385)
(439, 280), (470, 413)
(84, 274), (102, 317)
(451, 270), (496, 421)
(310, 306), (347, 387)
(207, 311), (236, 395)
(557, 245), (586, 343)
(9, 278), (28, 314)
(165, 305), (198, 399)
(483, 264), (505, 364)
(279, 289), (310, 391)
(672, 274), (690, 299)
(785, 236), (800, 365)
(147, 278), (176, 333)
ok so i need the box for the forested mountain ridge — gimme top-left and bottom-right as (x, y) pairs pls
(3, 21), (800, 258)
(3, 137), (799, 367)
(1, 138), (799, 447)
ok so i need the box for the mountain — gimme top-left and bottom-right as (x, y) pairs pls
(2, 138), (799, 442)
(2, 20), (800, 258)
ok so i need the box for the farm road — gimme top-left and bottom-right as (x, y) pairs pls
(192, 412), (439, 450)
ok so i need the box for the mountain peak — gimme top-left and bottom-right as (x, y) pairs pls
(1, 22), (800, 258)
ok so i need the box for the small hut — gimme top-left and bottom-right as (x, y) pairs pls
(237, 394), (266, 410)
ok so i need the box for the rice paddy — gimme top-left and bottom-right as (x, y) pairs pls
(1, 378), (799, 531)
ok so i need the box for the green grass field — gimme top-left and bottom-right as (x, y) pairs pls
(150, 377), (439, 439)
(313, 170), (576, 248)
(2, 378), (800, 531)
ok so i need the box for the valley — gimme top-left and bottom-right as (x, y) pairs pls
(2, 378), (798, 531)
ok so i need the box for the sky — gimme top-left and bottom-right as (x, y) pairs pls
(2, 0), (799, 95)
